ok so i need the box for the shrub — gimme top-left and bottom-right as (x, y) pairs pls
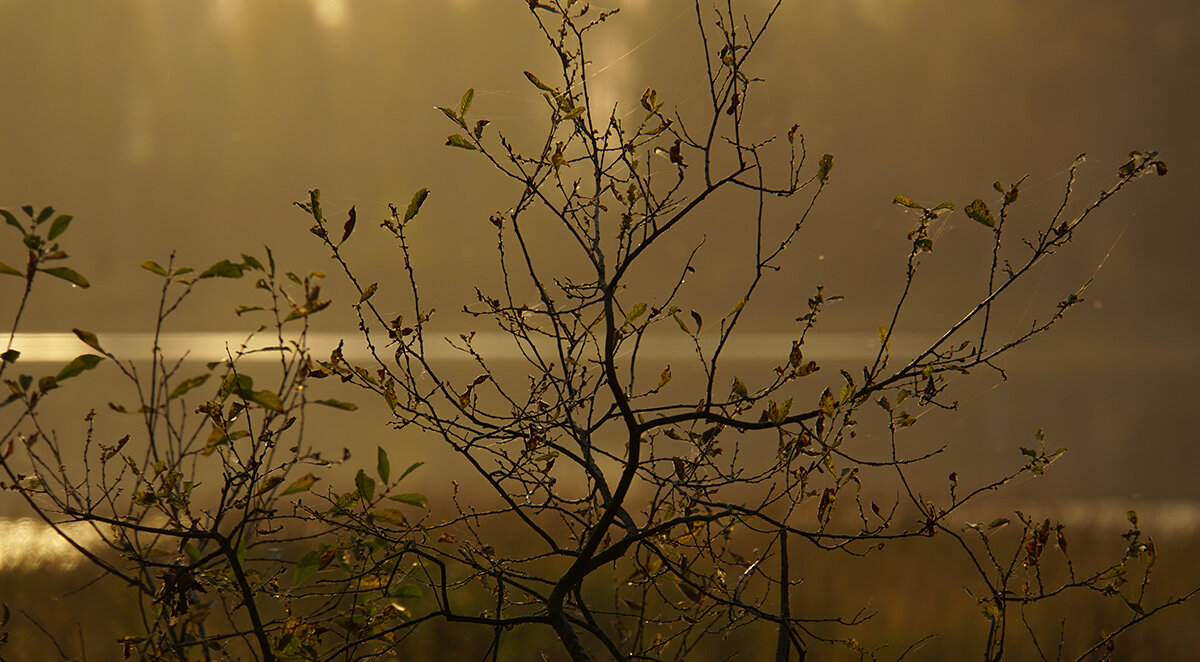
(1, 2), (1193, 661)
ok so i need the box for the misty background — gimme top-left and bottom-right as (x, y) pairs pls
(2, 0), (1198, 513)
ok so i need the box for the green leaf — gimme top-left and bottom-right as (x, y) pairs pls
(389, 584), (423, 599)
(219, 372), (254, 400)
(0, 349), (18, 363)
(0, 261), (22, 277)
(396, 461), (424, 483)
(561, 105), (586, 120)
(40, 266), (89, 288)
(241, 253), (263, 271)
(72, 328), (105, 353)
(294, 550), (320, 586)
(235, 536), (247, 567)
(819, 388), (836, 415)
(986, 517), (1010, 529)
(1, 209), (25, 233)
(35, 206), (55, 224)
(38, 375), (59, 392)
(817, 153), (833, 184)
(281, 473), (318, 496)
(404, 188), (429, 223)
(356, 469), (375, 502)
(256, 475), (284, 495)
(624, 302), (647, 326)
(168, 374), (210, 400)
(657, 366), (671, 389)
(435, 105), (460, 124)
(377, 446), (390, 483)
(387, 492), (428, 508)
(731, 377), (748, 399)
(56, 354), (104, 381)
(727, 297), (746, 318)
(199, 259), (245, 279)
(313, 398), (357, 411)
(359, 282), (378, 302)
(965, 199), (995, 228)
(246, 389), (284, 412)
(202, 429), (249, 455)
(933, 201), (954, 211)
(284, 299), (330, 321)
(140, 260), (169, 277)
(1121, 595), (1145, 616)
(893, 194), (921, 209)
(460, 88), (475, 116)
(524, 70), (554, 92)
(47, 214), (73, 240)
(183, 543), (202, 563)
(445, 134), (477, 150)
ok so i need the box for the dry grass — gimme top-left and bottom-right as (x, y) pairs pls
(1, 517), (1197, 662)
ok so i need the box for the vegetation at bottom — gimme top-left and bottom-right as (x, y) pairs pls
(1, 1), (1196, 660)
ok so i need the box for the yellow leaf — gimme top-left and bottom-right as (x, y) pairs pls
(281, 473), (319, 496)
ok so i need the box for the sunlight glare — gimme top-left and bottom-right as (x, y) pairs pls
(309, 0), (349, 31)
(0, 518), (102, 571)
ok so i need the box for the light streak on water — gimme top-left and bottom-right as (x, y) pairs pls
(0, 518), (103, 572)
(6, 331), (922, 365)
(8, 331), (1193, 367)
(2, 500), (1198, 572)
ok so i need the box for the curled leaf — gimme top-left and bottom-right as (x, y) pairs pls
(445, 134), (477, 150)
(524, 70), (555, 92)
(965, 199), (995, 228)
(199, 259), (245, 279)
(340, 206), (356, 244)
(817, 153), (833, 183)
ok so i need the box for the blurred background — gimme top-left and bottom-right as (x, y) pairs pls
(3, 0), (1196, 495)
(1, 0), (1198, 655)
